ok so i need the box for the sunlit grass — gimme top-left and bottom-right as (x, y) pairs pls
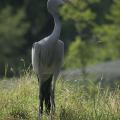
(0, 73), (120, 120)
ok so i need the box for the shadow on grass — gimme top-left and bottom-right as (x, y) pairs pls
(4, 109), (30, 120)
(10, 109), (29, 119)
(59, 107), (80, 120)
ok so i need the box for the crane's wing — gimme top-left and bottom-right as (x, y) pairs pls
(32, 42), (41, 75)
(58, 40), (64, 66)
(54, 40), (64, 72)
(59, 41), (64, 68)
(53, 40), (64, 81)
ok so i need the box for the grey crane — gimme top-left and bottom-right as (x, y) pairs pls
(32, 0), (67, 118)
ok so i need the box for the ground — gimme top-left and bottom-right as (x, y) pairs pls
(0, 72), (120, 120)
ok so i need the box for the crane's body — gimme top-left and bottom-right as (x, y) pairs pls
(31, 0), (65, 119)
(32, 39), (64, 80)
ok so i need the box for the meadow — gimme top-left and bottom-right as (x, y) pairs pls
(0, 72), (120, 120)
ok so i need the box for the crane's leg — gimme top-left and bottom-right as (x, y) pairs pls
(45, 91), (51, 114)
(45, 75), (53, 114)
(38, 80), (44, 120)
(51, 79), (56, 114)
(37, 75), (39, 83)
(51, 72), (59, 114)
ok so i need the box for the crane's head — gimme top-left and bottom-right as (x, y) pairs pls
(47, 0), (68, 12)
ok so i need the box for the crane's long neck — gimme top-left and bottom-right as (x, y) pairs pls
(49, 11), (61, 44)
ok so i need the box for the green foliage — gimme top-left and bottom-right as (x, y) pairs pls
(93, 0), (120, 61)
(65, 36), (94, 69)
(24, 0), (48, 35)
(108, 0), (120, 24)
(61, 0), (99, 69)
(61, 0), (120, 69)
(0, 6), (29, 75)
(60, 0), (97, 32)
(0, 0), (50, 76)
(94, 25), (120, 61)
(65, 37), (81, 68)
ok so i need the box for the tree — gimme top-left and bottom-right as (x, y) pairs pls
(61, 0), (98, 39)
(65, 37), (93, 69)
(94, 0), (120, 61)
(0, 7), (29, 76)
(61, 0), (99, 70)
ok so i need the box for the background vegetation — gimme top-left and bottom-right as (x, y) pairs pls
(0, 1), (120, 119)
(0, 0), (120, 77)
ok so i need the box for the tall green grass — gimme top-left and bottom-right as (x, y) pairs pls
(0, 73), (120, 120)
